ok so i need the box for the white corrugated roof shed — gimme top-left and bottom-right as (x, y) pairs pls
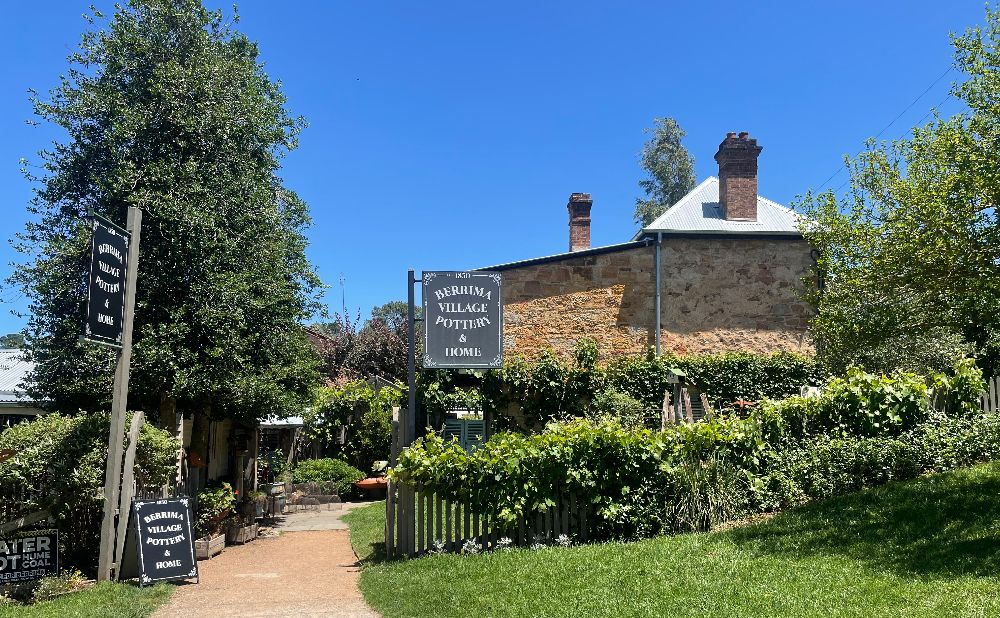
(0, 349), (35, 405)
(634, 177), (803, 239)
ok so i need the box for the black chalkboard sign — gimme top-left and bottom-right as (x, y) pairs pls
(128, 498), (198, 586)
(84, 216), (130, 346)
(0, 529), (58, 584)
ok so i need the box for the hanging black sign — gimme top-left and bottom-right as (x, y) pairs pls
(127, 498), (198, 586)
(0, 529), (58, 584)
(423, 271), (503, 369)
(84, 217), (130, 346)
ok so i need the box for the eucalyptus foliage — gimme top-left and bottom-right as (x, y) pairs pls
(8, 0), (322, 422)
(634, 117), (697, 228)
(798, 7), (1000, 376)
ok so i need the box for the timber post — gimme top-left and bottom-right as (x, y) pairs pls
(97, 206), (142, 582)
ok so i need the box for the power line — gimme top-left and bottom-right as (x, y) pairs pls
(815, 65), (954, 192)
(830, 91), (959, 197)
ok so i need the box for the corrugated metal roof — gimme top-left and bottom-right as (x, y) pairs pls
(477, 240), (650, 272)
(0, 349), (34, 404)
(633, 177), (803, 239)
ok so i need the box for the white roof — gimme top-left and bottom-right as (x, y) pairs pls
(0, 349), (34, 405)
(634, 177), (802, 239)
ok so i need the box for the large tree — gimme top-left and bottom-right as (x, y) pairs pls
(8, 1), (322, 433)
(633, 117), (697, 228)
(798, 7), (1000, 375)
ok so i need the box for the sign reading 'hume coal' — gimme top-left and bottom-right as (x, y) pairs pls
(423, 271), (502, 369)
(84, 217), (129, 346)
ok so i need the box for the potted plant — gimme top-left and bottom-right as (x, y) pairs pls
(353, 460), (389, 499)
(194, 482), (235, 559)
(247, 490), (267, 519)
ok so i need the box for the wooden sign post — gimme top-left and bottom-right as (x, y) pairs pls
(93, 207), (142, 582)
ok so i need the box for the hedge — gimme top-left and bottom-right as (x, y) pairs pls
(0, 413), (178, 573)
(393, 359), (988, 541)
(291, 458), (365, 495)
(476, 340), (821, 430)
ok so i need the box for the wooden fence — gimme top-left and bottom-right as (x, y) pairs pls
(982, 375), (1000, 413)
(385, 481), (589, 558)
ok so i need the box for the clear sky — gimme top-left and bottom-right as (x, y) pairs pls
(0, 1), (985, 334)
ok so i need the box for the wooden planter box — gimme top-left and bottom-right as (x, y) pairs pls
(195, 534), (226, 560)
(226, 524), (257, 545)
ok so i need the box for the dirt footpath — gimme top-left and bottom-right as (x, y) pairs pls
(155, 528), (378, 618)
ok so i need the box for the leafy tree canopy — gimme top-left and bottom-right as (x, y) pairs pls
(634, 117), (697, 228)
(797, 7), (1000, 376)
(0, 333), (24, 348)
(8, 0), (322, 423)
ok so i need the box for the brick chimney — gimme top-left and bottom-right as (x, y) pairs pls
(567, 193), (593, 252)
(714, 131), (763, 221)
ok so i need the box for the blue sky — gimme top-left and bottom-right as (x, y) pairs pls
(0, 1), (985, 334)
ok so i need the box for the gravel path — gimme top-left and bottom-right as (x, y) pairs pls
(155, 507), (379, 618)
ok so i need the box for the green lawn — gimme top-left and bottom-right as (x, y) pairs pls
(346, 463), (1000, 618)
(0, 582), (171, 618)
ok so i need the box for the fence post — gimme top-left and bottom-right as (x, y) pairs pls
(112, 411), (144, 578)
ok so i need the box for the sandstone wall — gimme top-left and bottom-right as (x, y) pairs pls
(498, 237), (814, 359)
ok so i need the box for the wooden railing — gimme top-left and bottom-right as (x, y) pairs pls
(386, 480), (589, 558)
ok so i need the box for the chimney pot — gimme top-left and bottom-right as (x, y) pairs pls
(714, 132), (763, 221)
(567, 193), (593, 252)
(726, 131), (737, 139)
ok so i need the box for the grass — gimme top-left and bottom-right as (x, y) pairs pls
(347, 463), (1000, 617)
(343, 499), (388, 565)
(0, 582), (172, 618)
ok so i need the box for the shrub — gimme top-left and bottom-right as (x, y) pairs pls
(478, 341), (822, 430)
(195, 482), (235, 538)
(31, 570), (88, 603)
(394, 359), (990, 543)
(292, 458), (365, 495)
(305, 380), (399, 471)
(0, 413), (178, 574)
(588, 388), (649, 429)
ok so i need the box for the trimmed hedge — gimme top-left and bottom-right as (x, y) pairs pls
(292, 458), (365, 495)
(393, 359), (989, 541)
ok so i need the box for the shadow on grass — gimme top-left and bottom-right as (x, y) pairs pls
(724, 463), (1000, 578)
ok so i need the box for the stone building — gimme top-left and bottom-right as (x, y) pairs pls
(482, 132), (815, 359)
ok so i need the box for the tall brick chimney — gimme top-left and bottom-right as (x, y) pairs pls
(714, 131), (762, 221)
(567, 193), (592, 252)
